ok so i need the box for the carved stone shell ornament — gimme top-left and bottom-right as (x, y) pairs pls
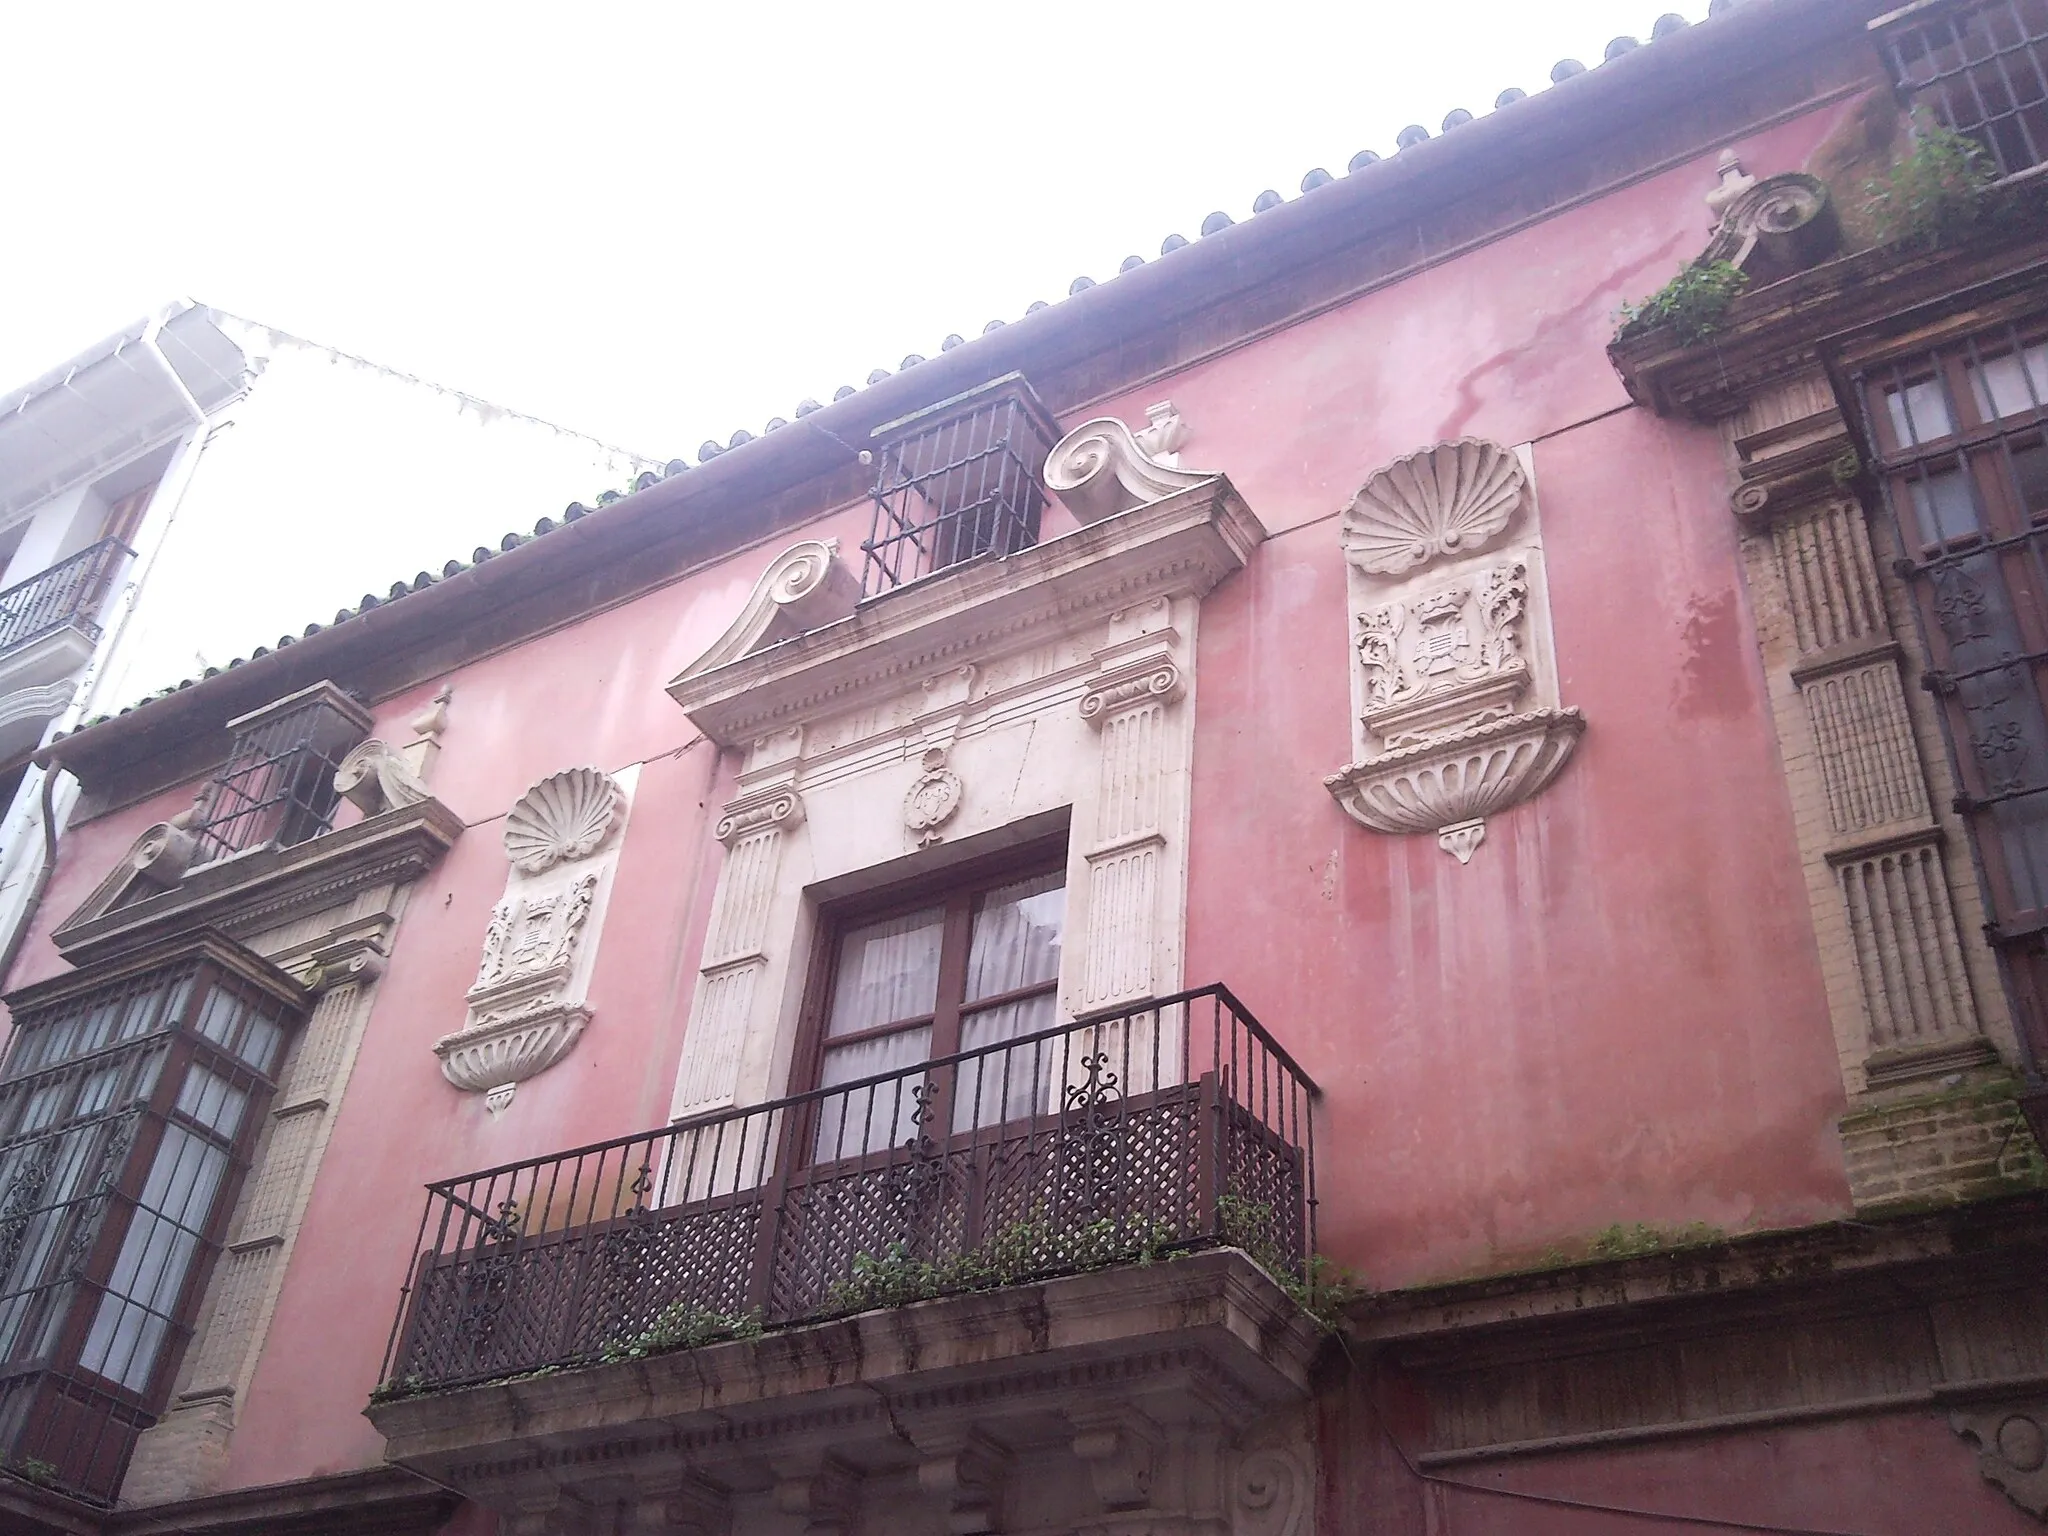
(1341, 439), (1528, 576)
(503, 767), (626, 874)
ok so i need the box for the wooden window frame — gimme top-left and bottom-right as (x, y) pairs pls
(0, 936), (302, 1503)
(788, 838), (1067, 1154)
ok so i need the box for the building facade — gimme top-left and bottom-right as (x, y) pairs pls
(3, 1), (2048, 1531)
(0, 303), (662, 994)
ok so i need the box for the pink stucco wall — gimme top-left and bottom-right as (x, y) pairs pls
(3, 95), (1900, 1503)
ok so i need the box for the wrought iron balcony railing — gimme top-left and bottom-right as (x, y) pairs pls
(0, 538), (131, 659)
(379, 985), (1317, 1395)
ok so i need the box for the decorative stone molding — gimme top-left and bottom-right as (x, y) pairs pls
(1326, 710), (1585, 863)
(1953, 1402), (2048, 1520)
(1340, 437), (1526, 576)
(903, 748), (963, 846)
(54, 795), (463, 964)
(370, 1253), (1318, 1536)
(1045, 402), (1211, 523)
(504, 766), (626, 873)
(1701, 171), (1839, 284)
(662, 477), (1257, 1123)
(912, 1429), (1008, 1535)
(671, 538), (862, 688)
(333, 738), (432, 816)
(435, 766), (634, 1113)
(1070, 1408), (1159, 1511)
(1328, 440), (1580, 860)
(1235, 1444), (1314, 1536)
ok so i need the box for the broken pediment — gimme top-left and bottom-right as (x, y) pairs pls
(671, 538), (862, 688)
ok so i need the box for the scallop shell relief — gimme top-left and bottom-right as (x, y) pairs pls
(1341, 439), (1527, 576)
(504, 766), (626, 873)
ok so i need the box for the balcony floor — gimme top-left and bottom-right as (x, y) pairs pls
(367, 1249), (1323, 1534)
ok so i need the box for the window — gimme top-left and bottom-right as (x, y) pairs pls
(805, 856), (1066, 1159)
(859, 374), (1060, 597)
(1874, 0), (2048, 179)
(1858, 316), (2048, 1049)
(0, 938), (300, 1503)
(190, 682), (371, 865)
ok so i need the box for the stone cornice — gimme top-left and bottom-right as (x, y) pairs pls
(1610, 178), (2048, 422)
(665, 479), (1265, 747)
(1346, 1191), (2048, 1359)
(50, 799), (464, 966)
(4, 928), (306, 1018)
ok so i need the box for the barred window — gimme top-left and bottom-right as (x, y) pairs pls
(860, 375), (1059, 598)
(1874, 0), (2048, 178)
(0, 939), (301, 1503)
(190, 681), (370, 866)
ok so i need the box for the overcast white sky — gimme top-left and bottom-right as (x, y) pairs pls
(3, 2), (1708, 460)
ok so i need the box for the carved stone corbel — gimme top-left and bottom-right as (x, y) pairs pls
(773, 1456), (860, 1536)
(1234, 1444), (1315, 1536)
(1070, 1408), (1160, 1513)
(913, 1428), (1009, 1534)
(1951, 1401), (2048, 1518)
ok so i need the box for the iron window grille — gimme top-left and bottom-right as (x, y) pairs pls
(1852, 313), (2048, 1066)
(0, 937), (302, 1504)
(0, 539), (132, 659)
(859, 374), (1060, 599)
(1873, 0), (2048, 179)
(190, 682), (371, 867)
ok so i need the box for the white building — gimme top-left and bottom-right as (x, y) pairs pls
(0, 300), (663, 974)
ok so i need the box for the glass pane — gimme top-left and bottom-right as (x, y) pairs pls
(78, 1122), (228, 1392)
(826, 907), (943, 1038)
(956, 993), (1063, 1131)
(1887, 375), (1955, 446)
(812, 1026), (933, 1159)
(194, 986), (247, 1048)
(175, 1067), (248, 1139)
(2011, 438), (2048, 521)
(965, 873), (1065, 1003)
(1907, 465), (1981, 545)
(1972, 341), (2048, 420)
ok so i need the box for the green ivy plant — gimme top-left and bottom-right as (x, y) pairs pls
(1614, 259), (1752, 346)
(1217, 1193), (1365, 1326)
(598, 1300), (763, 1363)
(1864, 120), (2000, 248)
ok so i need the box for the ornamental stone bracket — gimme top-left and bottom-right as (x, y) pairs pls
(1324, 438), (1582, 862)
(434, 765), (635, 1114)
(1952, 1399), (2048, 1520)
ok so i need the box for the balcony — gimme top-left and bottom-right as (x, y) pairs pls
(369, 987), (1325, 1531)
(0, 540), (130, 757)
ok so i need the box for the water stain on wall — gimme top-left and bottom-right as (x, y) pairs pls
(1674, 588), (1750, 719)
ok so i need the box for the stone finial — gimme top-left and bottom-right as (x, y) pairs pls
(1705, 147), (1758, 225)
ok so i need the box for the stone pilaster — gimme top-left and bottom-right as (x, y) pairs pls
(1724, 371), (2032, 1209)
(671, 763), (805, 1120)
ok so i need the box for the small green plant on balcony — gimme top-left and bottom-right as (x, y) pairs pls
(1864, 120), (1999, 248)
(826, 1214), (1184, 1315)
(0, 1456), (59, 1488)
(598, 1300), (763, 1364)
(1216, 1193), (1363, 1326)
(367, 1371), (429, 1404)
(1614, 259), (1751, 346)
